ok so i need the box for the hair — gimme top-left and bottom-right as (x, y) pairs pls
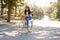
(24, 6), (31, 15)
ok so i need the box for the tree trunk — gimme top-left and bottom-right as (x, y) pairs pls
(57, 0), (60, 18)
(15, 7), (17, 17)
(7, 6), (11, 22)
(1, 0), (3, 16)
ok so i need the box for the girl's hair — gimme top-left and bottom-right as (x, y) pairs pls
(24, 6), (31, 15)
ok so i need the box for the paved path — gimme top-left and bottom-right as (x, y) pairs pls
(0, 20), (60, 40)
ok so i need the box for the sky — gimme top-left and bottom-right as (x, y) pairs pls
(25, 0), (57, 7)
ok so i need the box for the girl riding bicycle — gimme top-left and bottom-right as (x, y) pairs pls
(21, 6), (33, 32)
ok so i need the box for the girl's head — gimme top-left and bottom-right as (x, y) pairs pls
(25, 6), (31, 15)
(25, 6), (30, 11)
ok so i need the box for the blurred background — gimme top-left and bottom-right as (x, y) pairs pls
(0, 0), (60, 22)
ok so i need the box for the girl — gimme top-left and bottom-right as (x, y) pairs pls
(21, 6), (33, 32)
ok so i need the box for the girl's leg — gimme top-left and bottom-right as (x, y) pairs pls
(30, 19), (33, 32)
(26, 20), (29, 31)
(21, 20), (24, 33)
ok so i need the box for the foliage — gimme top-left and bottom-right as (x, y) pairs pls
(3, 0), (23, 22)
(57, 0), (60, 18)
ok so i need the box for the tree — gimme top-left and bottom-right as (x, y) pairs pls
(4, 0), (22, 22)
(15, 0), (24, 17)
(1, 0), (4, 16)
(57, 0), (60, 18)
(46, 2), (57, 18)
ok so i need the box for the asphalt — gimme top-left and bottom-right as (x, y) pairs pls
(0, 20), (60, 40)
